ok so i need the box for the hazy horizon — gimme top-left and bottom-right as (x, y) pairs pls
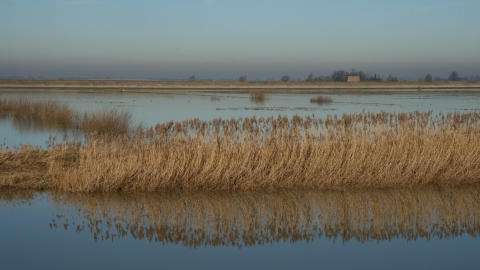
(1, 0), (479, 80)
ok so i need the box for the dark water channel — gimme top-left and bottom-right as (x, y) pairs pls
(1, 187), (480, 269)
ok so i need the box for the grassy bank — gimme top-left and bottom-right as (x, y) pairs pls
(1, 110), (480, 191)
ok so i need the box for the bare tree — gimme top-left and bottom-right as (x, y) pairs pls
(321, 75), (333, 81)
(424, 74), (433, 82)
(305, 73), (314, 82)
(281, 75), (290, 82)
(370, 74), (382, 81)
(386, 74), (398, 82)
(358, 71), (368, 81)
(188, 75), (196, 81)
(331, 70), (346, 82)
(239, 75), (247, 82)
(448, 71), (460, 81)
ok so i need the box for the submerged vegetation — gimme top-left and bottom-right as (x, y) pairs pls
(310, 96), (333, 104)
(0, 97), (133, 135)
(249, 91), (266, 103)
(1, 107), (480, 191)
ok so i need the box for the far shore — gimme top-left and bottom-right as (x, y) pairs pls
(1, 79), (480, 94)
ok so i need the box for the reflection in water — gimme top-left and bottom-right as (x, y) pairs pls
(0, 115), (83, 144)
(44, 186), (480, 248)
(0, 113), (66, 134)
(0, 190), (39, 206)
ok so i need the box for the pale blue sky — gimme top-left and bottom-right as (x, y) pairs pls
(1, 0), (479, 80)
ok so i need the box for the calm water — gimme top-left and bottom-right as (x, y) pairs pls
(1, 91), (480, 147)
(1, 187), (480, 269)
(2, 90), (480, 269)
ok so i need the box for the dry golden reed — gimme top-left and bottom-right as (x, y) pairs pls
(1, 110), (480, 191)
(47, 186), (480, 246)
(0, 97), (133, 135)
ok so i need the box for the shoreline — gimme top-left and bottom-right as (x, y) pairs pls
(1, 79), (480, 94)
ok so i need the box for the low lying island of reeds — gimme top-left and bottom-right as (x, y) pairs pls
(1, 104), (480, 191)
(0, 97), (133, 135)
(310, 95), (333, 104)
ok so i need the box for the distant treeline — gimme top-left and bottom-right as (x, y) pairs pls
(1, 72), (480, 82)
(302, 70), (479, 82)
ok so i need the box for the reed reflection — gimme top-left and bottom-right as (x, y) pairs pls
(48, 186), (480, 247)
(0, 114), (83, 143)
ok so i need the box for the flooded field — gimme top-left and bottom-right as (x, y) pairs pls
(1, 91), (480, 148)
(1, 90), (480, 269)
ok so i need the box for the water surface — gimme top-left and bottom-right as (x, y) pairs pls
(2, 91), (480, 269)
(1, 91), (480, 147)
(1, 187), (480, 269)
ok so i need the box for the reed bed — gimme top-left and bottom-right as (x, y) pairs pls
(2, 110), (480, 191)
(0, 97), (133, 135)
(47, 186), (480, 246)
(210, 95), (220, 101)
(249, 91), (266, 103)
(310, 95), (332, 104)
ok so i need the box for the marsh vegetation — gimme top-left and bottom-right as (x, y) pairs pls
(249, 91), (266, 103)
(0, 97), (133, 135)
(1, 98), (480, 191)
(310, 95), (333, 104)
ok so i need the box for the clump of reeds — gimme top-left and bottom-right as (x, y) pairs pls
(310, 96), (332, 104)
(0, 97), (76, 128)
(48, 186), (480, 246)
(210, 95), (220, 101)
(0, 97), (133, 135)
(80, 108), (132, 135)
(250, 91), (266, 103)
(2, 110), (480, 192)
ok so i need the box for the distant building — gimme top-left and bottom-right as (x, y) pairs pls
(348, 76), (360, 82)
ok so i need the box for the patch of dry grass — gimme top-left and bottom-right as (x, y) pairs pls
(80, 108), (132, 135)
(0, 97), (76, 128)
(0, 97), (133, 135)
(249, 91), (266, 103)
(2, 110), (480, 191)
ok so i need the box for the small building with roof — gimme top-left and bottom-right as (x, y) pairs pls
(347, 76), (360, 82)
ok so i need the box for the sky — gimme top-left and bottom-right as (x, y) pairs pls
(1, 0), (479, 80)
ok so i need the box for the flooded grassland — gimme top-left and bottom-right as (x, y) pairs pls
(1, 87), (480, 269)
(1, 91), (480, 191)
